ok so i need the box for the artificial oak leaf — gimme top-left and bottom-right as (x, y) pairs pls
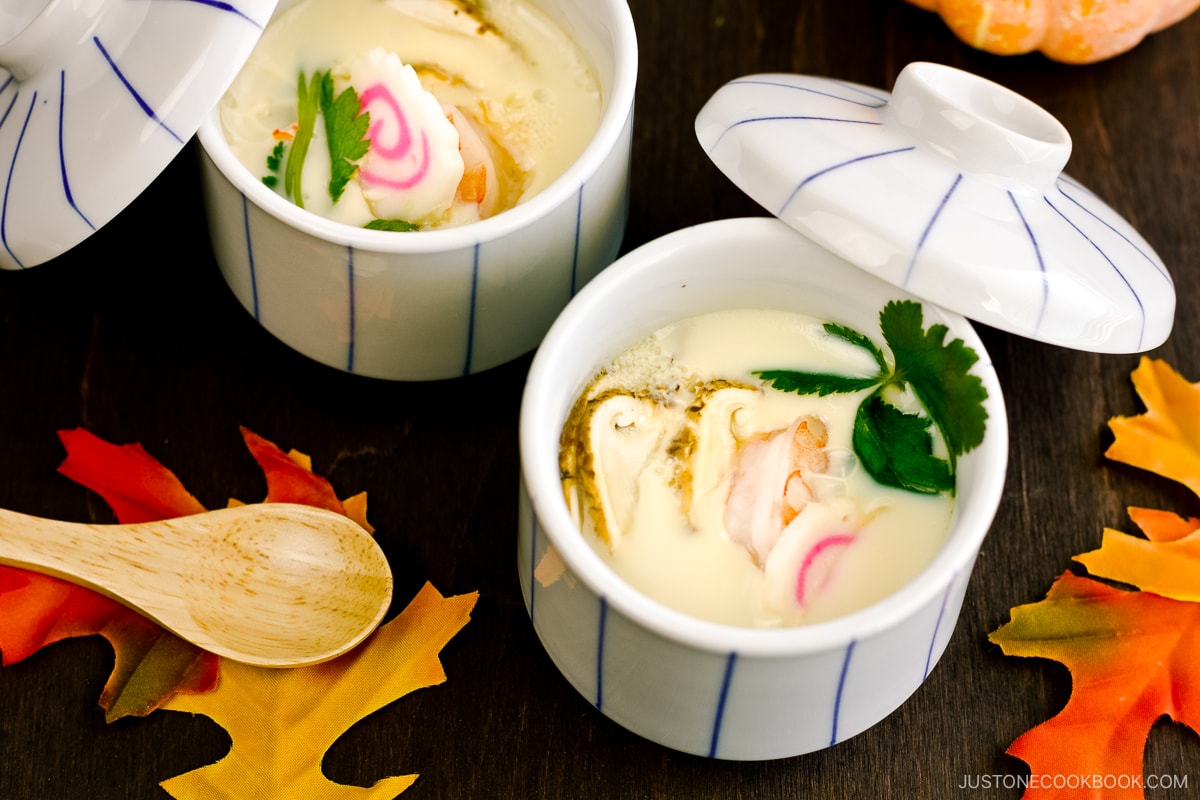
(239, 426), (346, 511)
(0, 430), (221, 718)
(56, 427), (207, 523)
(160, 582), (478, 800)
(0, 567), (219, 719)
(234, 426), (373, 532)
(989, 570), (1200, 799)
(1106, 356), (1200, 499)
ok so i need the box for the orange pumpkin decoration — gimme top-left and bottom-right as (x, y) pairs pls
(904, 0), (1200, 63)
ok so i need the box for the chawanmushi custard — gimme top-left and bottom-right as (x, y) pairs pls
(219, 0), (602, 231)
(560, 303), (988, 628)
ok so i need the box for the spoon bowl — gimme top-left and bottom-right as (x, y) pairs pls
(0, 503), (394, 667)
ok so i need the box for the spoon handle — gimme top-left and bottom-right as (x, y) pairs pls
(0, 505), (191, 590)
(0, 503), (394, 666)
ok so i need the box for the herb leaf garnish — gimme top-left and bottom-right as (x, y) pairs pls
(755, 300), (988, 495)
(754, 370), (880, 396)
(283, 71), (323, 209)
(880, 300), (988, 467)
(282, 70), (371, 208)
(853, 393), (955, 494)
(364, 219), (420, 232)
(319, 72), (370, 203)
(262, 141), (285, 188)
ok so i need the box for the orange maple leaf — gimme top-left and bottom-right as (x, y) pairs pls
(989, 571), (1200, 798)
(0, 427), (370, 719)
(989, 357), (1200, 797)
(160, 582), (478, 800)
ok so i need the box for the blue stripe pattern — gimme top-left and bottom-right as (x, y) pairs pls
(570, 187), (584, 295)
(93, 37), (184, 144)
(1044, 194), (1146, 350)
(0, 0), (274, 268)
(778, 146), (914, 217)
(595, 596), (609, 709)
(730, 77), (887, 109)
(162, 0), (265, 26)
(705, 77), (886, 154)
(708, 652), (738, 758)
(462, 243), (481, 376)
(2, 93), (37, 269)
(345, 245), (357, 372)
(57, 70), (94, 231)
(904, 173), (962, 286)
(1056, 180), (1169, 281)
(830, 639), (856, 746)
(828, 79), (890, 105)
(924, 579), (957, 679)
(527, 512), (539, 623)
(0, 77), (17, 129)
(1008, 191), (1048, 338)
(709, 117), (881, 153)
(240, 194), (260, 319)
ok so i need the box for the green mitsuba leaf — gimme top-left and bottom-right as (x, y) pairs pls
(880, 300), (988, 465)
(320, 73), (370, 203)
(754, 299), (987, 497)
(823, 321), (889, 373)
(852, 392), (954, 494)
(756, 370), (881, 397)
(364, 219), (420, 232)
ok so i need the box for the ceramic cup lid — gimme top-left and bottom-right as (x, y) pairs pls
(695, 62), (1175, 354)
(0, 0), (278, 270)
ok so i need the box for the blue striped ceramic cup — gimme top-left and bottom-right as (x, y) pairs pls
(518, 217), (1009, 760)
(196, 0), (638, 381)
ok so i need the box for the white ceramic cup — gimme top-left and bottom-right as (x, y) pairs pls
(518, 216), (1009, 760)
(196, 0), (637, 381)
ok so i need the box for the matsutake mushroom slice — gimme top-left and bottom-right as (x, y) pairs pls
(666, 379), (761, 529)
(560, 388), (676, 550)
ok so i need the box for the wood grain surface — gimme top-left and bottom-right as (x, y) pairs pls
(1, 1), (1198, 797)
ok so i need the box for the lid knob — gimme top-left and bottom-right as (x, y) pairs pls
(0, 0), (52, 46)
(882, 62), (1071, 191)
(0, 0), (111, 82)
(0, 0), (276, 270)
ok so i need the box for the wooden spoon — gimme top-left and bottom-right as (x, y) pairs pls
(0, 503), (393, 667)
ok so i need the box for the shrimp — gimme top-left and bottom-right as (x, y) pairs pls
(723, 416), (829, 565)
(444, 105), (500, 219)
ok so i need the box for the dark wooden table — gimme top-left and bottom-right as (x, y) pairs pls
(2, 1), (1199, 797)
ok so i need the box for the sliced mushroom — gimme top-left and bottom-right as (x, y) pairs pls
(560, 388), (675, 551)
(666, 379), (761, 528)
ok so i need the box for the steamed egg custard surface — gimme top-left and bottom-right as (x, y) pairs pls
(560, 309), (957, 629)
(219, 0), (602, 230)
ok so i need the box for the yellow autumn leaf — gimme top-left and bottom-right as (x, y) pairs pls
(1106, 356), (1200, 498)
(1075, 523), (1200, 603)
(160, 582), (478, 800)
